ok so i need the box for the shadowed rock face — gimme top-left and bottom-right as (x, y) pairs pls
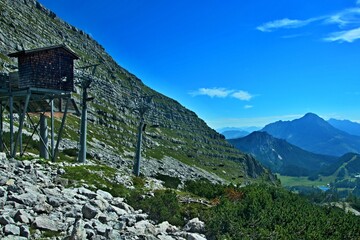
(0, 0), (273, 182)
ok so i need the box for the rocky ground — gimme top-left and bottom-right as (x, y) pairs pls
(0, 154), (207, 239)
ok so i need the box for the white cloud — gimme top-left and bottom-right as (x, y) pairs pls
(257, 4), (360, 43)
(324, 7), (360, 42)
(324, 27), (360, 42)
(231, 90), (253, 101)
(326, 14), (349, 27)
(257, 18), (317, 32)
(244, 105), (253, 109)
(189, 87), (232, 98)
(326, 8), (360, 27)
(190, 88), (255, 101)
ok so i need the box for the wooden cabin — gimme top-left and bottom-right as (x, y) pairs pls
(8, 45), (79, 91)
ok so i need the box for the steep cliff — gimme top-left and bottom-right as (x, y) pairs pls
(0, 0), (272, 183)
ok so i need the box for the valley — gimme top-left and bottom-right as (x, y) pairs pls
(227, 113), (360, 198)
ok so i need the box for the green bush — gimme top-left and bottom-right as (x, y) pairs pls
(63, 148), (78, 157)
(184, 178), (227, 199)
(132, 176), (146, 188)
(155, 174), (181, 189)
(129, 189), (183, 226)
(203, 184), (360, 239)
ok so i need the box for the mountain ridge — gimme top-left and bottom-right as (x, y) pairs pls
(228, 131), (337, 176)
(328, 118), (360, 137)
(0, 0), (273, 183)
(261, 113), (360, 156)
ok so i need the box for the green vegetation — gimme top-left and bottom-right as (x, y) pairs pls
(129, 189), (184, 226)
(154, 174), (181, 189)
(183, 179), (227, 199)
(203, 184), (360, 239)
(0, 52), (10, 62)
(21, 150), (348, 239)
(62, 164), (128, 197)
(347, 194), (360, 211)
(40, 230), (62, 239)
(278, 174), (334, 187)
(132, 176), (146, 188)
(278, 153), (360, 199)
(29, 227), (62, 240)
(127, 178), (360, 239)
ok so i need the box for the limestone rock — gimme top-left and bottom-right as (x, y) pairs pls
(96, 189), (113, 200)
(77, 187), (97, 199)
(1, 237), (27, 240)
(0, 152), (7, 161)
(0, 215), (15, 225)
(82, 203), (99, 219)
(32, 216), (59, 232)
(156, 221), (179, 234)
(157, 235), (176, 240)
(134, 220), (156, 235)
(183, 218), (205, 234)
(3, 224), (20, 236)
(33, 202), (53, 214)
(20, 225), (30, 238)
(187, 233), (207, 240)
(90, 197), (109, 211)
(108, 204), (128, 216)
(0, 186), (6, 197)
(14, 209), (31, 224)
(8, 192), (40, 206)
(69, 218), (87, 240)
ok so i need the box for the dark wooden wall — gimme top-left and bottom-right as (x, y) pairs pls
(17, 48), (74, 91)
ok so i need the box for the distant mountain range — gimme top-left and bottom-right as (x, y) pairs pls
(261, 113), (360, 156)
(221, 130), (250, 139)
(228, 131), (337, 176)
(328, 118), (360, 136)
(218, 127), (260, 139)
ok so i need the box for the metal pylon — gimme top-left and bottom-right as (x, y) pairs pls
(133, 95), (154, 176)
(77, 64), (98, 163)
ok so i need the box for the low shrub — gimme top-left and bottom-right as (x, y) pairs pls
(129, 189), (184, 226)
(154, 174), (181, 189)
(184, 178), (226, 199)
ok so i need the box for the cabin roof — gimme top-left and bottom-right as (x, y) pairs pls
(8, 44), (79, 59)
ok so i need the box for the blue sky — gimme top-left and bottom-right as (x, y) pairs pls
(38, 0), (360, 129)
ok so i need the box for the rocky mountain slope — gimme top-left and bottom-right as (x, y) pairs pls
(262, 113), (360, 156)
(0, 0), (272, 183)
(228, 131), (337, 176)
(0, 154), (209, 239)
